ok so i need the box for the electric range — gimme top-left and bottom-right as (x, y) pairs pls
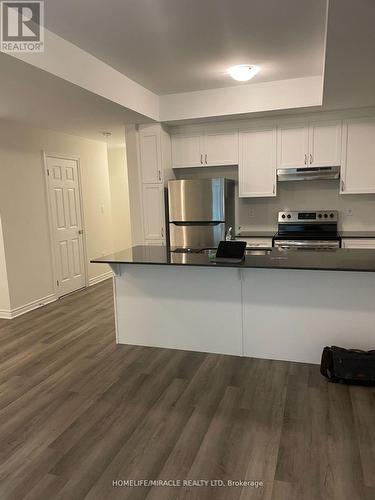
(272, 210), (341, 250)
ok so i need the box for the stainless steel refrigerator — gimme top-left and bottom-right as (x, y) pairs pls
(168, 178), (235, 249)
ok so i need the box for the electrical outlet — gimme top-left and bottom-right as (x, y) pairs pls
(346, 208), (353, 216)
(249, 208), (255, 218)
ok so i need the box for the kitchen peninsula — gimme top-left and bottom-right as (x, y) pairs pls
(92, 246), (375, 364)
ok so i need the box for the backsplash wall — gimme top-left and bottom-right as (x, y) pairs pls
(174, 167), (375, 232)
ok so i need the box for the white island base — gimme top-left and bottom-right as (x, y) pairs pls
(111, 264), (375, 364)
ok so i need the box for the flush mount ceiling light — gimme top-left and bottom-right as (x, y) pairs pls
(227, 65), (259, 82)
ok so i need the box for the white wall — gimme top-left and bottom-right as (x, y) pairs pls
(108, 146), (132, 251)
(0, 120), (114, 312)
(159, 76), (323, 122)
(13, 28), (159, 120)
(174, 167), (375, 232)
(0, 215), (10, 313)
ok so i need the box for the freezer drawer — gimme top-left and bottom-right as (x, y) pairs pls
(170, 222), (225, 248)
(168, 178), (226, 222)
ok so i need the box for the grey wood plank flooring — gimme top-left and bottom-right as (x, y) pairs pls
(0, 279), (374, 500)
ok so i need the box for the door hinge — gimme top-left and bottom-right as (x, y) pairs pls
(47, 169), (50, 176)
(57, 280), (59, 286)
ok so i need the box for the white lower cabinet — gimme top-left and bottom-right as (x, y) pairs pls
(237, 237), (273, 247)
(144, 240), (164, 246)
(239, 127), (277, 197)
(142, 184), (165, 241)
(342, 239), (375, 249)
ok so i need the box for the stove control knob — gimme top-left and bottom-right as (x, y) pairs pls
(318, 213), (322, 218)
(287, 214), (291, 219)
(324, 213), (328, 218)
(330, 213), (335, 218)
(281, 214), (286, 219)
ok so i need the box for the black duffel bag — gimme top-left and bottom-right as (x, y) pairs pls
(321, 346), (375, 385)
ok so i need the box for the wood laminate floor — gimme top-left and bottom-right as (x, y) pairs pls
(0, 279), (374, 500)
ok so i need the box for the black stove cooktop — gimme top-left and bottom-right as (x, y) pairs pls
(273, 210), (341, 247)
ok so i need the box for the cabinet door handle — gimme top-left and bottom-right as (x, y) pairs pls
(205, 154), (207, 164)
(200, 154), (203, 164)
(341, 180), (345, 192)
(310, 154), (313, 165)
(304, 154), (307, 165)
(273, 184), (275, 195)
(161, 227), (164, 238)
(158, 170), (162, 182)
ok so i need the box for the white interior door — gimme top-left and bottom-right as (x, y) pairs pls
(46, 156), (86, 297)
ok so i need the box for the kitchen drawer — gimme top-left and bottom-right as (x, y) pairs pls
(342, 238), (375, 249)
(236, 237), (273, 248)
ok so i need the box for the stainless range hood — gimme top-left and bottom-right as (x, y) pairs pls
(277, 165), (340, 182)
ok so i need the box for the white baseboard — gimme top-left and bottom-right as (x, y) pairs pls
(0, 293), (57, 320)
(88, 271), (113, 287)
(0, 309), (12, 320)
(0, 273), (112, 320)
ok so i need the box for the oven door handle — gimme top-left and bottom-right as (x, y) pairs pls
(274, 239), (341, 249)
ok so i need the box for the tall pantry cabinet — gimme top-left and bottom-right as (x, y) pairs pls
(138, 124), (173, 245)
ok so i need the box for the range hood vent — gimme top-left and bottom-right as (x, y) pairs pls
(277, 165), (340, 182)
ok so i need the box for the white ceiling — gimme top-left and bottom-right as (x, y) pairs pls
(0, 53), (152, 142)
(1, 0), (375, 139)
(323, 0), (375, 110)
(44, 0), (327, 95)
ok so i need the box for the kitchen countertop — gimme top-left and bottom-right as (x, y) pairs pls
(92, 245), (375, 273)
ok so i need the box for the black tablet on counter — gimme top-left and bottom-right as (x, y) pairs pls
(212, 241), (247, 263)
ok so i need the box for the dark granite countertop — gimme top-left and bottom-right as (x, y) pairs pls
(340, 231), (375, 238)
(92, 245), (375, 273)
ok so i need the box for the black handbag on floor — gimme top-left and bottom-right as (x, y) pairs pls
(320, 346), (375, 385)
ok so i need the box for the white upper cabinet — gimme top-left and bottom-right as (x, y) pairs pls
(139, 127), (163, 184)
(308, 120), (342, 167)
(171, 130), (238, 168)
(204, 131), (238, 166)
(239, 127), (277, 198)
(277, 124), (309, 168)
(142, 184), (165, 240)
(277, 120), (342, 169)
(341, 117), (375, 194)
(171, 133), (203, 168)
